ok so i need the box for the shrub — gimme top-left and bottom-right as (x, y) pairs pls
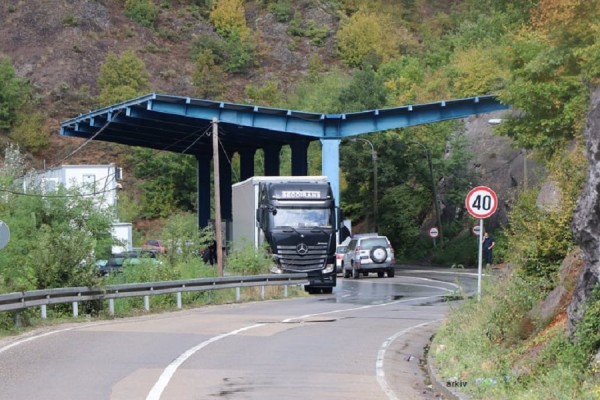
(225, 242), (273, 275)
(9, 110), (51, 153)
(193, 49), (226, 99)
(97, 50), (150, 106)
(124, 0), (160, 28)
(0, 56), (29, 129)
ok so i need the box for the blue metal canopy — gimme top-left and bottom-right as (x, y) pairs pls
(60, 92), (509, 228)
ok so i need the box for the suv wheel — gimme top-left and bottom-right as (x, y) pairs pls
(352, 267), (360, 279)
(377, 271), (384, 278)
(370, 246), (388, 264)
(387, 268), (395, 278)
(343, 267), (351, 278)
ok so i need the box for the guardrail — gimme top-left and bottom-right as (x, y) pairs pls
(0, 273), (308, 320)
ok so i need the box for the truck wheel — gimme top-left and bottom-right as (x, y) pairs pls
(377, 271), (384, 278)
(353, 267), (360, 279)
(387, 268), (395, 278)
(322, 288), (333, 294)
(370, 246), (388, 264)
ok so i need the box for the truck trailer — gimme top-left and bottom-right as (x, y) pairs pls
(232, 176), (340, 293)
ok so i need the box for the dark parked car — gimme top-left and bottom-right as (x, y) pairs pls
(98, 249), (160, 277)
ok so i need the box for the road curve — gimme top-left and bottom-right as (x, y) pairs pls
(0, 267), (476, 400)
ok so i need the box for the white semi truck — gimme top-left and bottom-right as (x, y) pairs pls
(232, 176), (341, 293)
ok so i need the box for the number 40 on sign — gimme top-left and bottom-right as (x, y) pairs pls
(465, 186), (498, 219)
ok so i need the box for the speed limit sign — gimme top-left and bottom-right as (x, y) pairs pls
(465, 186), (497, 219)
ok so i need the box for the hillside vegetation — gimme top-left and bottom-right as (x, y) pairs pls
(1, 0), (600, 397)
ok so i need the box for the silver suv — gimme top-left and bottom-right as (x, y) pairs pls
(343, 236), (395, 279)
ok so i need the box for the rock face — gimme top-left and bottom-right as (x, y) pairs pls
(569, 85), (600, 334)
(463, 111), (545, 230)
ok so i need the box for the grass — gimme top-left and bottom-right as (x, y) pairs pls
(430, 269), (600, 399)
(0, 247), (307, 337)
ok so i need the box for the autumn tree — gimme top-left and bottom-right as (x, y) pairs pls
(335, 10), (402, 67)
(209, 0), (249, 38)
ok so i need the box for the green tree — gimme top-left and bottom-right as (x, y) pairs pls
(127, 149), (197, 218)
(9, 110), (51, 153)
(193, 49), (226, 99)
(0, 56), (29, 129)
(124, 0), (159, 28)
(338, 66), (387, 112)
(496, 0), (599, 156)
(0, 146), (113, 292)
(97, 50), (150, 106)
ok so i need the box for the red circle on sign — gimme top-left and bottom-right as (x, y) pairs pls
(429, 227), (439, 238)
(472, 224), (481, 236)
(465, 186), (498, 219)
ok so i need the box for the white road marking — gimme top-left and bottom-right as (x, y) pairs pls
(146, 323), (265, 400)
(0, 327), (77, 354)
(148, 294), (445, 399)
(376, 320), (442, 400)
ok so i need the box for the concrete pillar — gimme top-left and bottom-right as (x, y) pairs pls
(320, 139), (340, 207)
(239, 148), (256, 181)
(291, 140), (309, 176)
(264, 144), (282, 176)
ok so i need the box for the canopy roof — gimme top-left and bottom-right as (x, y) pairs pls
(60, 93), (508, 155)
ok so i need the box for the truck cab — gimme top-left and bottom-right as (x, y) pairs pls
(256, 180), (339, 294)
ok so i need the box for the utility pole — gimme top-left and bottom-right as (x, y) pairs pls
(212, 118), (224, 276)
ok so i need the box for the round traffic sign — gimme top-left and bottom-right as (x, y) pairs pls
(429, 227), (439, 238)
(472, 224), (481, 236)
(465, 186), (498, 219)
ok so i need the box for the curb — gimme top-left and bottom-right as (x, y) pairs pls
(427, 342), (471, 400)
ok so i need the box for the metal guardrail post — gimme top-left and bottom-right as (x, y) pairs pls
(236, 287), (240, 302)
(41, 304), (47, 319)
(176, 292), (182, 309)
(72, 301), (78, 318)
(144, 296), (150, 311)
(109, 299), (115, 316)
(284, 285), (288, 297)
(260, 286), (265, 300)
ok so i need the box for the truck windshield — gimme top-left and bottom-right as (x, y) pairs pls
(273, 208), (332, 228)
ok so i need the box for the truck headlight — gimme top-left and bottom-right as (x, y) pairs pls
(323, 263), (335, 274)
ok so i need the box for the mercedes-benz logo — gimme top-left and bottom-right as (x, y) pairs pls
(296, 243), (309, 255)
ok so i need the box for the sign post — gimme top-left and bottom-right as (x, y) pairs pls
(465, 186), (498, 301)
(429, 226), (439, 248)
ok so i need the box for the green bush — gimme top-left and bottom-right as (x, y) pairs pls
(124, 0), (160, 28)
(431, 231), (478, 267)
(269, 0), (293, 22)
(9, 110), (50, 153)
(225, 242), (273, 275)
(97, 50), (150, 106)
(0, 56), (29, 129)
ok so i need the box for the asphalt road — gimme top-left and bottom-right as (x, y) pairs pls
(0, 266), (477, 400)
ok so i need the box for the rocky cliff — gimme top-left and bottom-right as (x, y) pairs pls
(570, 85), (600, 333)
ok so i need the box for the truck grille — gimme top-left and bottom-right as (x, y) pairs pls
(276, 244), (328, 272)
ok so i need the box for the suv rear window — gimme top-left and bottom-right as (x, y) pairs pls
(360, 238), (388, 249)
